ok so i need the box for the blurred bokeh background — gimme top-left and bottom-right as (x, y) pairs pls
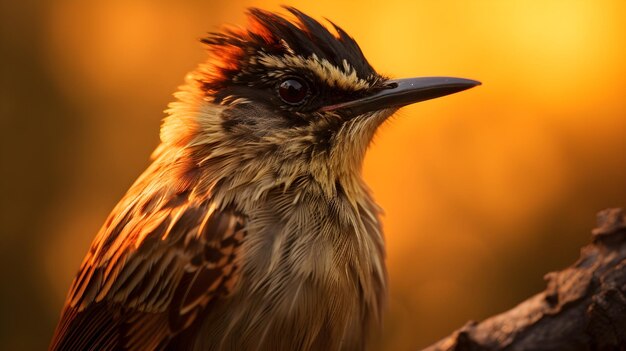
(2, 0), (626, 349)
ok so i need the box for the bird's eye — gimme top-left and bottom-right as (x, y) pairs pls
(277, 77), (309, 105)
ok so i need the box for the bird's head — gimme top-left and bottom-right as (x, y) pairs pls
(160, 7), (479, 199)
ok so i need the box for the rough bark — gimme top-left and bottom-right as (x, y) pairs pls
(423, 208), (626, 351)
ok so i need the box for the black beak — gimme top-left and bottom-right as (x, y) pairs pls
(321, 77), (480, 115)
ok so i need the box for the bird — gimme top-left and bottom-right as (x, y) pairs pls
(49, 7), (479, 351)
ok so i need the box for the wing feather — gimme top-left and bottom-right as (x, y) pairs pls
(50, 175), (246, 351)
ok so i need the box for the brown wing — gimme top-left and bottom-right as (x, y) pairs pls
(49, 184), (245, 351)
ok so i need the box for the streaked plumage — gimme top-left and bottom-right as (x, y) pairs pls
(50, 7), (478, 351)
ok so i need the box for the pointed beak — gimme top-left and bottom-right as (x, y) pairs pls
(320, 77), (480, 115)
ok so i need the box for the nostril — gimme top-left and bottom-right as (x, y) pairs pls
(385, 82), (398, 89)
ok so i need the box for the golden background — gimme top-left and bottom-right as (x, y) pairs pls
(2, 0), (626, 349)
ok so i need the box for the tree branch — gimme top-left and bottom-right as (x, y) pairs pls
(422, 208), (626, 351)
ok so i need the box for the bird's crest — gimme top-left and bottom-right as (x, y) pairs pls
(200, 7), (377, 93)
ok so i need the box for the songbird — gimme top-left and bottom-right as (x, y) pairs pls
(50, 7), (479, 351)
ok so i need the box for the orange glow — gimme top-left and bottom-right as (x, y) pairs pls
(3, 1), (626, 349)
